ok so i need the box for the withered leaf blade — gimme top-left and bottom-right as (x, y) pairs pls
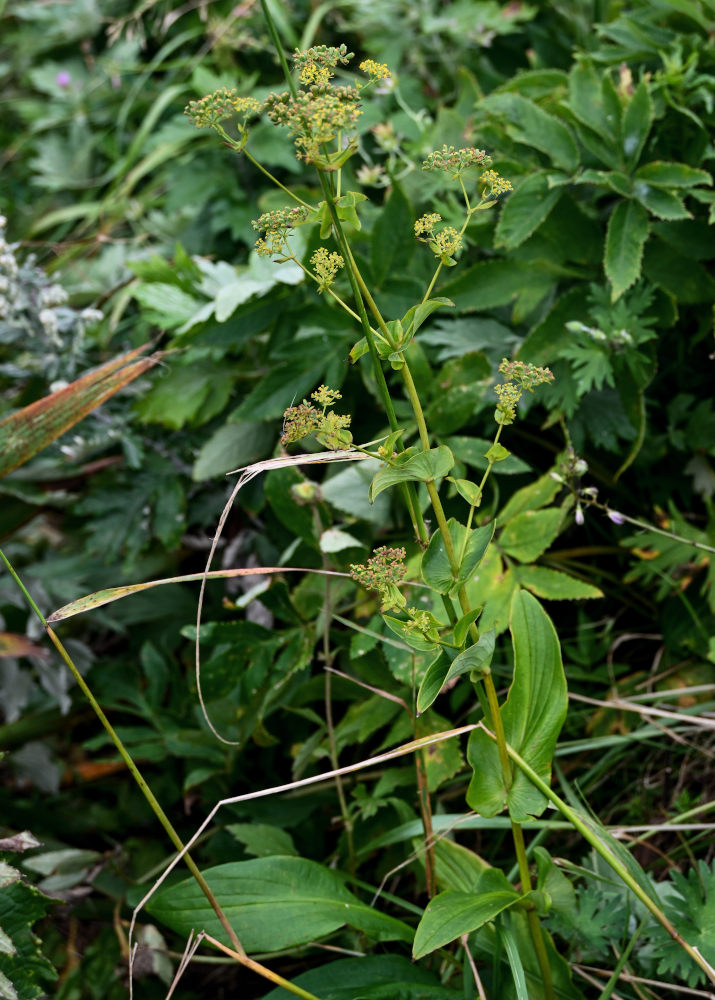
(0, 342), (163, 478)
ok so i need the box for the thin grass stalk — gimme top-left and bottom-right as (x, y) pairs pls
(0, 548), (245, 959)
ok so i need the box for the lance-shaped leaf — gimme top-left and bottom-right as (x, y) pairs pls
(0, 343), (162, 477)
(604, 200), (650, 302)
(147, 856), (413, 953)
(467, 590), (567, 821)
(368, 446), (454, 502)
(421, 518), (495, 595)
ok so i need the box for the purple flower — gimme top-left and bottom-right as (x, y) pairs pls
(575, 504), (585, 526)
(607, 510), (625, 525)
(56, 71), (71, 89)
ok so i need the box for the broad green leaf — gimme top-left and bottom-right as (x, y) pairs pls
(516, 287), (590, 365)
(514, 566), (602, 601)
(368, 446), (454, 502)
(227, 824), (298, 859)
(464, 549), (518, 636)
(371, 184), (413, 287)
(447, 436), (530, 475)
(621, 79), (653, 169)
(415, 711), (464, 791)
(575, 168), (632, 197)
(430, 838), (488, 893)
(0, 343), (161, 478)
(232, 362), (325, 421)
(643, 238), (715, 304)
(604, 200), (650, 302)
(147, 857), (413, 952)
(499, 473), (561, 522)
(335, 190), (368, 230)
(485, 93), (579, 172)
(568, 60), (618, 143)
(438, 260), (555, 318)
(634, 161), (712, 188)
(421, 519), (495, 595)
(192, 421), (274, 480)
(467, 591), (567, 820)
(320, 459), (391, 525)
(498, 507), (562, 562)
(414, 865), (531, 959)
(635, 186), (692, 221)
(260, 955), (455, 1000)
(495, 172), (562, 250)
(319, 528), (362, 553)
(135, 359), (234, 429)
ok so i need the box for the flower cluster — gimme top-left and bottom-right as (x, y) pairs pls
(252, 206), (308, 258)
(184, 89), (262, 129)
(431, 226), (462, 260)
(493, 359), (554, 425)
(497, 358), (554, 392)
(350, 546), (406, 611)
(414, 213), (441, 237)
(264, 85), (362, 162)
(281, 386), (352, 448)
(480, 169), (513, 198)
(293, 44), (353, 86)
(360, 59), (391, 82)
(311, 248), (344, 293)
(422, 145), (491, 177)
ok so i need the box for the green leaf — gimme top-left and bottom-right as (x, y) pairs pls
(401, 297), (454, 338)
(604, 200), (650, 302)
(335, 190), (368, 230)
(444, 630), (495, 684)
(449, 478), (483, 506)
(499, 473), (561, 522)
(382, 617), (440, 652)
(447, 436), (530, 476)
(368, 446), (454, 502)
(227, 824), (298, 859)
(416, 651), (454, 713)
(421, 519), (495, 595)
(485, 93), (579, 172)
(568, 60), (618, 143)
(0, 880), (57, 1000)
(495, 172), (562, 250)
(371, 184), (413, 287)
(135, 359), (234, 429)
(192, 421), (274, 481)
(635, 186), (692, 221)
(514, 566), (603, 600)
(453, 607), (483, 647)
(147, 857), (413, 952)
(498, 508), (562, 562)
(438, 260), (555, 319)
(485, 442), (510, 463)
(260, 955), (455, 1000)
(132, 283), (203, 329)
(633, 161), (712, 188)
(320, 459), (391, 525)
(413, 867), (527, 958)
(467, 591), (567, 820)
(621, 79), (653, 169)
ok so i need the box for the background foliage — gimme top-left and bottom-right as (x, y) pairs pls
(1, 1), (713, 998)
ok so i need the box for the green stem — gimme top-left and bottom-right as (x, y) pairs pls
(490, 726), (715, 986)
(258, 0), (298, 99)
(243, 147), (314, 209)
(0, 548), (245, 958)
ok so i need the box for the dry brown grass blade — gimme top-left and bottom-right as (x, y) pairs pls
(0, 341), (163, 477)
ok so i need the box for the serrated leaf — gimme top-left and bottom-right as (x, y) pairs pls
(495, 172), (562, 250)
(486, 93), (579, 172)
(634, 161), (712, 188)
(634, 186), (692, 221)
(514, 566), (602, 600)
(621, 79), (653, 169)
(498, 507), (562, 562)
(467, 591), (567, 820)
(368, 446), (454, 502)
(604, 200), (650, 302)
(568, 60), (618, 143)
(147, 857), (412, 952)
(499, 473), (561, 522)
(421, 519), (495, 595)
